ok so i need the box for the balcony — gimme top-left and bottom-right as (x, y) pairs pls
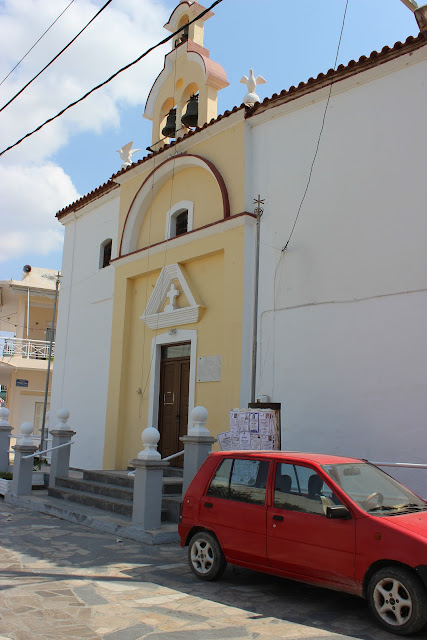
(0, 336), (55, 360)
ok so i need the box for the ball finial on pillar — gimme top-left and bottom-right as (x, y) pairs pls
(19, 421), (34, 445)
(189, 406), (209, 436)
(56, 408), (70, 430)
(0, 407), (10, 426)
(138, 426), (161, 460)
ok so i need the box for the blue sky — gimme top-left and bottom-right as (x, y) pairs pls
(0, 0), (419, 282)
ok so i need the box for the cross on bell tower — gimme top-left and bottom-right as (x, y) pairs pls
(143, 1), (229, 149)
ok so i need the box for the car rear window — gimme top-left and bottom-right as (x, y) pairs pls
(206, 458), (269, 505)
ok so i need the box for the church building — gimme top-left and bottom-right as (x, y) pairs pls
(52, 1), (427, 497)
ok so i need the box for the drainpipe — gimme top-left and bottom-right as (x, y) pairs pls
(39, 272), (60, 461)
(251, 195), (264, 404)
(26, 287), (30, 357)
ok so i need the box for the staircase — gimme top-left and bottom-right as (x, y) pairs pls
(48, 467), (183, 523)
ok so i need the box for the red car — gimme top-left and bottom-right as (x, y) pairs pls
(179, 451), (427, 636)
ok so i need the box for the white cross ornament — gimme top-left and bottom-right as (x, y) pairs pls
(164, 283), (180, 312)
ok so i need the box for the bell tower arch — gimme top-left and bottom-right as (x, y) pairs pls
(144, 1), (229, 149)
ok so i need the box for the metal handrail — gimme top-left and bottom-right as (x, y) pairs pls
(163, 450), (184, 462)
(371, 461), (427, 470)
(22, 441), (74, 459)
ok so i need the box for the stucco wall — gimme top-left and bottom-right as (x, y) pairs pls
(50, 192), (119, 469)
(248, 48), (427, 496)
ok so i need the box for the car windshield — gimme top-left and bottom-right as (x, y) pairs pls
(321, 462), (427, 515)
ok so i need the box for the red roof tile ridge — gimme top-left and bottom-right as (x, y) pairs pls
(56, 180), (118, 219)
(56, 32), (426, 220)
(246, 32), (427, 117)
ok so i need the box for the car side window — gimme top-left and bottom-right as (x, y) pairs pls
(207, 458), (269, 505)
(274, 463), (342, 515)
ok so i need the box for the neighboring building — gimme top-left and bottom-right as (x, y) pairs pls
(51, 1), (427, 495)
(0, 266), (58, 441)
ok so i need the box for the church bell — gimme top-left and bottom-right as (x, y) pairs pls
(161, 108), (176, 138)
(181, 94), (199, 128)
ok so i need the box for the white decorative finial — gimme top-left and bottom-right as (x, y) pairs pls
(138, 426), (161, 460)
(56, 408), (70, 430)
(240, 69), (267, 106)
(164, 283), (180, 312)
(20, 422), (34, 445)
(116, 141), (142, 169)
(0, 407), (10, 426)
(188, 406), (210, 436)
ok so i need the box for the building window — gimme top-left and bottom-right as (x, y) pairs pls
(166, 201), (193, 239)
(100, 239), (112, 269)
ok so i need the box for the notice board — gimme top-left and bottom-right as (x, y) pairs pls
(217, 403), (281, 451)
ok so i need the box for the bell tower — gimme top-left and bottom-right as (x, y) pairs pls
(144, 1), (229, 149)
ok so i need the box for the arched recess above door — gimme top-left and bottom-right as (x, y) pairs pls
(119, 153), (230, 256)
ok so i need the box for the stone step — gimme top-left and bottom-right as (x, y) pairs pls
(83, 470), (134, 488)
(49, 486), (134, 517)
(49, 469), (184, 523)
(55, 477), (134, 502)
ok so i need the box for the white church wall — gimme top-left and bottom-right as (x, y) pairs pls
(50, 191), (119, 469)
(249, 48), (427, 496)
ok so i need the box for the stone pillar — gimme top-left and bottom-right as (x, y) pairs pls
(49, 409), (75, 488)
(0, 407), (13, 473)
(10, 422), (37, 496)
(180, 406), (216, 495)
(131, 426), (170, 530)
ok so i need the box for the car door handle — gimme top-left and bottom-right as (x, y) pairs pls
(273, 514), (284, 521)
(204, 502), (213, 508)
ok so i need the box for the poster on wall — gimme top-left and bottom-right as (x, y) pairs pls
(217, 406), (281, 452)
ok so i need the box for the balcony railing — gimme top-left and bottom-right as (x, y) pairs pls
(0, 336), (55, 360)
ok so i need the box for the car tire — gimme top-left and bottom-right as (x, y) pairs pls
(188, 531), (227, 581)
(367, 566), (427, 635)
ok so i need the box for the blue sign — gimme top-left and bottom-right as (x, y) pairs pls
(16, 379), (28, 388)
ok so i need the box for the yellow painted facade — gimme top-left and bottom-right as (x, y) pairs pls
(103, 2), (251, 469)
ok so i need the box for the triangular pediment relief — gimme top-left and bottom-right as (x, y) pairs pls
(140, 263), (202, 330)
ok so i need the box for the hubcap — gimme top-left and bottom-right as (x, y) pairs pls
(373, 577), (412, 627)
(190, 539), (214, 574)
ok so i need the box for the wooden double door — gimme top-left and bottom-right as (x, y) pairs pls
(158, 343), (190, 466)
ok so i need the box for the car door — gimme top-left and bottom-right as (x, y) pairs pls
(267, 462), (356, 588)
(199, 456), (270, 566)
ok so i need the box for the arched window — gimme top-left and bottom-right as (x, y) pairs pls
(175, 210), (188, 236)
(166, 201), (193, 239)
(100, 239), (112, 269)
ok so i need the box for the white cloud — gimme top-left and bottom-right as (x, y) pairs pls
(0, 163), (80, 263)
(0, 0), (170, 265)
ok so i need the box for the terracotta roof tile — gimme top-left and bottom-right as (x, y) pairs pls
(56, 32), (427, 219)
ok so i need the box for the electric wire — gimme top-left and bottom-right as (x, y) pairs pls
(0, 0), (224, 158)
(0, 0), (113, 113)
(282, 0), (350, 251)
(0, 0), (76, 87)
(138, 58), (180, 413)
(262, 0), (350, 400)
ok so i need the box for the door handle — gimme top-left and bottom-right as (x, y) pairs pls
(273, 514), (284, 521)
(204, 502), (213, 508)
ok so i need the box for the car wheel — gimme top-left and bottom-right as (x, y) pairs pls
(188, 531), (227, 581)
(367, 566), (427, 635)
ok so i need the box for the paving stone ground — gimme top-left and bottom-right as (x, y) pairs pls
(0, 503), (400, 640)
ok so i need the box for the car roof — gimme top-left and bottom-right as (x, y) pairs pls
(210, 451), (363, 465)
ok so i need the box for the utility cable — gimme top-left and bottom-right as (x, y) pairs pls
(0, 0), (112, 113)
(0, 0), (76, 87)
(282, 0), (349, 251)
(0, 0), (224, 158)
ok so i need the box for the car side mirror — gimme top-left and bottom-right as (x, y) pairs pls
(326, 505), (351, 519)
